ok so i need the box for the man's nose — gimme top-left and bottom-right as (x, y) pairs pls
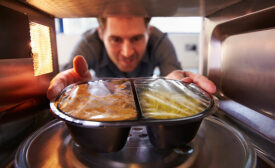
(121, 40), (134, 57)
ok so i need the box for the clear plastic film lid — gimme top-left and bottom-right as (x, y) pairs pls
(55, 78), (213, 122)
(134, 78), (212, 120)
(56, 79), (137, 121)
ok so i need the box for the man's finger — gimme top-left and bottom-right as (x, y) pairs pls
(184, 71), (216, 94)
(73, 55), (91, 80)
(166, 70), (184, 80)
(181, 77), (192, 83)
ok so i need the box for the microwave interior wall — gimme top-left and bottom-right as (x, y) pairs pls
(202, 4), (275, 164)
(0, 2), (58, 166)
(0, 2), (58, 121)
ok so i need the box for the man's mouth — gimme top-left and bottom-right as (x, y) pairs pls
(121, 58), (135, 65)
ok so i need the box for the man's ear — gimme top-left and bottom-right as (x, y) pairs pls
(97, 27), (103, 40)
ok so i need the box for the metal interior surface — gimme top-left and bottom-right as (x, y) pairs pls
(0, 2), (58, 166)
(209, 7), (275, 118)
(1, 0), (273, 18)
(15, 116), (256, 168)
(202, 3), (275, 165)
(0, 2), (58, 119)
(15, 0), (241, 17)
(0, 0), (274, 167)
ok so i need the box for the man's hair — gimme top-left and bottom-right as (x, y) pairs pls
(97, 17), (151, 30)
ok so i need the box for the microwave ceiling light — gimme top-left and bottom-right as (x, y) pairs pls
(30, 22), (53, 76)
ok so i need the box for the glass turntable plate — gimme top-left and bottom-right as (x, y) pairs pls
(14, 116), (256, 168)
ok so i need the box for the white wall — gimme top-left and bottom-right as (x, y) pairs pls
(56, 33), (200, 72)
(56, 34), (81, 69)
(168, 33), (199, 73)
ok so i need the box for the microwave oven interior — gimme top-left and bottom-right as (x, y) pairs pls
(0, 0), (274, 167)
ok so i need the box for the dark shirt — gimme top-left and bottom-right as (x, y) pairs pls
(63, 27), (182, 78)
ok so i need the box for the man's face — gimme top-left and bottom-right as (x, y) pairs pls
(98, 16), (151, 72)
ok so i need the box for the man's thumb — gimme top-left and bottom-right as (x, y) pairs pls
(73, 55), (90, 78)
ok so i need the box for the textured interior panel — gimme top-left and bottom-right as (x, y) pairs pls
(16, 0), (242, 17)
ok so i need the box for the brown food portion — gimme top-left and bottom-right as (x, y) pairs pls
(57, 82), (137, 121)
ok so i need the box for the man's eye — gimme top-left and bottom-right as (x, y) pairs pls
(131, 36), (143, 43)
(110, 37), (122, 44)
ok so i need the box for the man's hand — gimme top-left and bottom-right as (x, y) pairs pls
(47, 56), (92, 101)
(166, 70), (216, 94)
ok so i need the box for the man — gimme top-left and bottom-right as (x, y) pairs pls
(63, 16), (181, 77)
(47, 16), (216, 100)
